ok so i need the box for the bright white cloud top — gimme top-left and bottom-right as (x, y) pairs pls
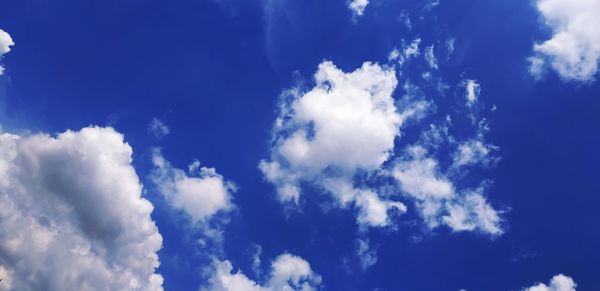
(0, 126), (163, 291)
(529, 0), (600, 82)
(206, 253), (322, 291)
(523, 274), (577, 291)
(151, 149), (234, 223)
(0, 29), (15, 75)
(260, 61), (425, 227)
(348, 0), (369, 16)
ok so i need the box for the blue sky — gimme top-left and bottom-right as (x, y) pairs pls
(0, 0), (599, 290)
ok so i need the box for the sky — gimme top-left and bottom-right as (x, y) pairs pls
(0, 0), (599, 290)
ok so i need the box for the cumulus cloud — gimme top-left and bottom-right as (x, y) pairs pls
(261, 39), (503, 236)
(148, 118), (170, 139)
(529, 0), (600, 81)
(348, 0), (369, 16)
(206, 253), (322, 291)
(0, 29), (15, 75)
(150, 148), (234, 223)
(259, 61), (425, 227)
(522, 274), (577, 291)
(0, 126), (163, 291)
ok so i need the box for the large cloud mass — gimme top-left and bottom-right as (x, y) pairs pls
(206, 253), (322, 291)
(0, 126), (163, 291)
(529, 0), (600, 81)
(259, 61), (424, 227)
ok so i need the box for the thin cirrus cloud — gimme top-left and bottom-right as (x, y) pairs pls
(0, 126), (163, 291)
(529, 0), (600, 82)
(522, 274), (577, 291)
(205, 253), (322, 291)
(0, 29), (14, 75)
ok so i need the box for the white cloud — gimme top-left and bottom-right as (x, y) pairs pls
(452, 139), (494, 168)
(530, 0), (600, 81)
(443, 190), (503, 235)
(392, 146), (503, 235)
(251, 244), (263, 276)
(446, 38), (456, 56)
(151, 149), (234, 223)
(463, 79), (481, 105)
(348, 0), (369, 16)
(425, 0), (440, 11)
(389, 38), (422, 66)
(206, 253), (322, 291)
(148, 117), (170, 139)
(0, 126), (163, 291)
(523, 274), (577, 291)
(260, 61), (425, 227)
(424, 45), (438, 70)
(0, 29), (15, 75)
(355, 238), (377, 270)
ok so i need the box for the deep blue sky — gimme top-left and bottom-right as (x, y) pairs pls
(1, 0), (599, 290)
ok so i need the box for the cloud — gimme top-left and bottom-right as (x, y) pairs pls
(424, 45), (438, 70)
(389, 38), (422, 66)
(348, 0), (369, 16)
(150, 148), (234, 223)
(463, 79), (481, 105)
(148, 118), (170, 139)
(260, 61), (425, 227)
(355, 238), (377, 270)
(0, 29), (15, 75)
(522, 274), (577, 291)
(452, 138), (496, 168)
(206, 253), (322, 291)
(0, 126), (163, 291)
(529, 0), (600, 82)
(446, 38), (456, 57)
(392, 145), (503, 235)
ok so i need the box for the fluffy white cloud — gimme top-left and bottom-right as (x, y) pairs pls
(148, 118), (170, 139)
(0, 29), (15, 75)
(523, 274), (577, 291)
(348, 0), (369, 16)
(0, 126), (163, 291)
(206, 253), (322, 291)
(151, 149), (233, 223)
(260, 61), (425, 227)
(392, 145), (502, 235)
(530, 0), (600, 81)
